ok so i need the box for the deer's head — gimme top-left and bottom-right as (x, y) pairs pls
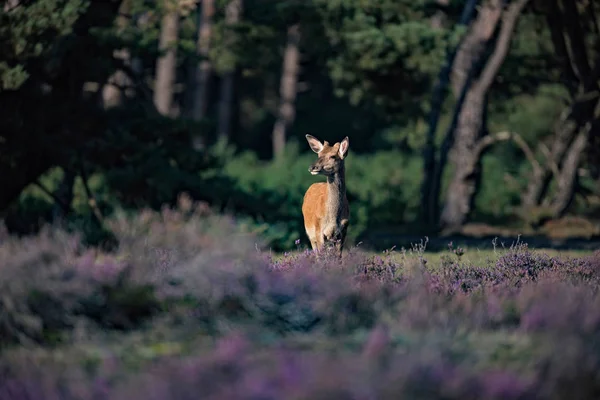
(305, 134), (350, 176)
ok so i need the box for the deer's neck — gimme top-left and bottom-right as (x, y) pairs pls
(326, 165), (346, 221)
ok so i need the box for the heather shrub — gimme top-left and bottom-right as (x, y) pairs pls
(2, 199), (600, 398)
(0, 229), (93, 346)
(0, 229), (163, 346)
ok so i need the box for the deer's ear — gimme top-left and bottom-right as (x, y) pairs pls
(306, 134), (324, 153)
(339, 136), (350, 159)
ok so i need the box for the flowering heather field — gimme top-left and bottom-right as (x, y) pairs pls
(1, 197), (600, 400)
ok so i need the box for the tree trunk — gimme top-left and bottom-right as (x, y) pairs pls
(440, 0), (530, 233)
(450, 0), (504, 97)
(420, 0), (479, 226)
(153, 7), (179, 116)
(521, 0), (600, 212)
(189, 0), (215, 149)
(52, 169), (75, 220)
(217, 0), (242, 141)
(3, 0), (19, 11)
(440, 89), (487, 232)
(191, 0), (214, 121)
(430, 0), (450, 30)
(549, 127), (589, 217)
(428, 0), (504, 230)
(272, 24), (301, 159)
(522, 106), (578, 208)
(102, 0), (134, 108)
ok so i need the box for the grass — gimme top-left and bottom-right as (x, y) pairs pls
(273, 244), (595, 270)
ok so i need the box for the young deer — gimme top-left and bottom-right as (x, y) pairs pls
(301, 134), (350, 257)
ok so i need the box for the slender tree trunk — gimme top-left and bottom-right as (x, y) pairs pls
(191, 0), (214, 121)
(420, 0), (479, 226)
(217, 0), (242, 141)
(440, 0), (530, 233)
(189, 0), (215, 149)
(272, 24), (301, 159)
(154, 6), (180, 116)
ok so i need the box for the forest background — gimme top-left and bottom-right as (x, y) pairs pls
(1, 0), (599, 252)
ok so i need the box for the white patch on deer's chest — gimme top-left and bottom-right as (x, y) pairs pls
(321, 184), (345, 241)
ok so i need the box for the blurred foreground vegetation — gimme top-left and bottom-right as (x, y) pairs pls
(1, 201), (600, 399)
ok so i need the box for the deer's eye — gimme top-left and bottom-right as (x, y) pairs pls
(330, 155), (336, 160)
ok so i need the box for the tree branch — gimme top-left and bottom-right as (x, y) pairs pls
(33, 180), (71, 214)
(474, 131), (541, 172)
(538, 143), (561, 179)
(560, 0), (593, 89)
(77, 156), (104, 225)
(476, 0), (530, 93)
(549, 122), (591, 216)
(545, 0), (578, 95)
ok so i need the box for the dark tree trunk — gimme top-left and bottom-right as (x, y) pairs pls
(217, 0), (242, 141)
(191, 0), (214, 121)
(440, 0), (530, 233)
(189, 0), (215, 150)
(154, 8), (179, 116)
(272, 24), (301, 159)
(521, 0), (600, 214)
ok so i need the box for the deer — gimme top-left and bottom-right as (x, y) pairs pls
(301, 134), (350, 257)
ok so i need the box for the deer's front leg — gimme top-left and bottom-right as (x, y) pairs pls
(332, 220), (348, 258)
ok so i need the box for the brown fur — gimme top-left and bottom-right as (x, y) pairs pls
(301, 135), (350, 256)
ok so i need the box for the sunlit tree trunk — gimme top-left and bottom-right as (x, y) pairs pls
(272, 24), (301, 159)
(154, 4), (180, 116)
(217, 0), (242, 141)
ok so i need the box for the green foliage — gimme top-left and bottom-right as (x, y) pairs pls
(0, 0), (88, 90)
(314, 0), (460, 116)
(219, 142), (424, 249)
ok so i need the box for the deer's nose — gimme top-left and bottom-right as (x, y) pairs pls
(309, 165), (318, 172)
